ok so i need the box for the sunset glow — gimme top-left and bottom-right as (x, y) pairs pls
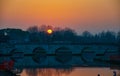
(47, 29), (53, 34)
(0, 0), (120, 33)
(0, 1), (119, 76)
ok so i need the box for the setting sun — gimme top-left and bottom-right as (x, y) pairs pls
(47, 29), (53, 34)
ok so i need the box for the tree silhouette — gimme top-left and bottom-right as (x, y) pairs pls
(0, 25), (118, 44)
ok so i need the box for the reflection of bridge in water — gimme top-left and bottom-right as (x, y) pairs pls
(0, 43), (120, 73)
(24, 68), (73, 76)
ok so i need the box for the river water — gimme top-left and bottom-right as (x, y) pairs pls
(20, 68), (120, 76)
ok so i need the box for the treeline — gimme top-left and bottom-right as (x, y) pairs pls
(0, 25), (120, 44)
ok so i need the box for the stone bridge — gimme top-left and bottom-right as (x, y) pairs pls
(0, 43), (120, 70)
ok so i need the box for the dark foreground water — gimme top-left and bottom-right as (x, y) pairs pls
(20, 68), (120, 76)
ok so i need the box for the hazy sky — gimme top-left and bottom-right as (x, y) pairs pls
(0, 0), (120, 33)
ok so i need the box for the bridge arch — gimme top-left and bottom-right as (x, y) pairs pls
(10, 49), (24, 62)
(81, 47), (95, 63)
(32, 47), (47, 64)
(55, 47), (72, 63)
(103, 48), (119, 61)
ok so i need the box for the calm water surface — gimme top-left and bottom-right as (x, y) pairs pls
(20, 68), (120, 76)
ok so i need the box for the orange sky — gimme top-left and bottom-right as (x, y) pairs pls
(0, 0), (120, 33)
